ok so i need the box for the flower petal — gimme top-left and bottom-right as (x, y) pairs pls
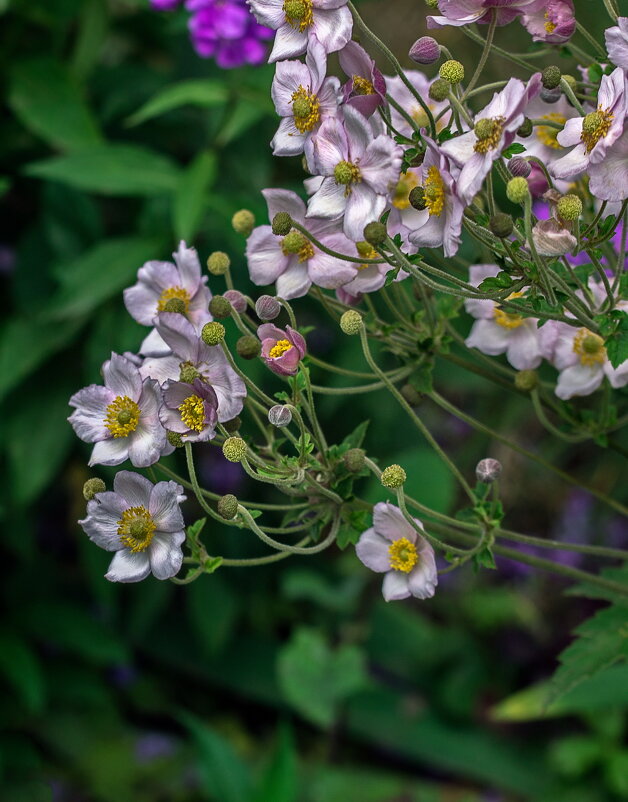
(149, 532), (185, 580)
(382, 570), (411, 601)
(373, 501), (418, 542)
(150, 481), (186, 532)
(114, 470), (153, 508)
(355, 528), (391, 572)
(105, 549), (151, 583)
(79, 492), (126, 551)
(103, 353), (142, 399)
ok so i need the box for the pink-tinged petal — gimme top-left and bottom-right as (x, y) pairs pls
(310, 6), (353, 55)
(373, 501), (418, 543)
(308, 243), (356, 289)
(457, 152), (493, 204)
(606, 358), (628, 389)
(275, 261), (312, 299)
(105, 549), (151, 583)
(140, 354), (180, 385)
(136, 260), (180, 293)
(355, 528), (391, 572)
(172, 242), (202, 293)
(440, 130), (476, 168)
(149, 532), (185, 580)
(68, 385), (115, 442)
(262, 188), (307, 224)
(286, 326), (307, 357)
(341, 104), (373, 159)
(556, 116), (583, 147)
(272, 117), (307, 156)
(154, 313), (198, 362)
(310, 116), (348, 173)
(79, 492), (126, 551)
(246, 225), (291, 285)
(269, 22), (307, 62)
(124, 283), (161, 326)
(464, 295), (496, 320)
(552, 324), (579, 370)
(506, 323), (543, 370)
(408, 547), (438, 600)
(343, 183), (385, 241)
(305, 36), (328, 90)
(468, 265), (501, 287)
(359, 136), (402, 195)
(306, 178), (347, 219)
(382, 570), (411, 601)
(140, 328), (171, 358)
(556, 363), (605, 400)
(271, 59), (312, 115)
(247, 0), (285, 28)
(103, 353), (142, 400)
(538, 320), (561, 361)
(128, 420), (167, 467)
(114, 470), (153, 508)
(150, 481), (185, 531)
(606, 18), (628, 70)
(465, 318), (511, 356)
(550, 143), (589, 181)
(89, 438), (130, 467)
(313, 0), (348, 9)
(258, 323), (285, 341)
(588, 129), (628, 202)
(197, 347), (246, 422)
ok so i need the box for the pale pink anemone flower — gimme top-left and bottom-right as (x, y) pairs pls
(258, 324), (307, 376)
(521, 0), (575, 44)
(440, 74), (541, 204)
(464, 265), (543, 370)
(159, 377), (219, 443)
(246, 188), (356, 299)
(68, 353), (172, 468)
(550, 68), (627, 186)
(355, 502), (438, 602)
(339, 41), (387, 119)
(385, 71), (450, 139)
(79, 471), (186, 583)
(247, 0), (352, 62)
(270, 38), (340, 160)
(307, 105), (403, 241)
(427, 0), (540, 29)
(605, 17), (628, 70)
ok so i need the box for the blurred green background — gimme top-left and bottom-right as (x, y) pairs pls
(2, 1), (628, 800)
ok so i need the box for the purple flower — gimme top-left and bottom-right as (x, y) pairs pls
(69, 353), (172, 468)
(385, 71), (450, 139)
(464, 265), (543, 370)
(159, 377), (219, 442)
(246, 189), (356, 299)
(79, 471), (186, 583)
(441, 75), (541, 204)
(258, 323), (306, 375)
(247, 0), (352, 62)
(140, 312), (246, 422)
(307, 105), (403, 241)
(338, 41), (386, 119)
(355, 502), (437, 602)
(550, 68), (627, 184)
(606, 17), (628, 70)
(427, 0), (539, 29)
(271, 39), (340, 159)
(521, 0), (575, 44)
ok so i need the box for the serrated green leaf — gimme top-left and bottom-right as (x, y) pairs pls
(126, 79), (228, 126)
(501, 143), (526, 158)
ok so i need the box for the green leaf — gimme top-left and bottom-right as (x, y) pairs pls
(9, 57), (101, 150)
(126, 79), (228, 126)
(277, 628), (368, 727)
(606, 311), (628, 369)
(253, 724), (297, 802)
(408, 360), (434, 394)
(25, 144), (180, 196)
(501, 143), (526, 158)
(341, 420), (369, 450)
(0, 630), (45, 712)
(173, 151), (217, 242)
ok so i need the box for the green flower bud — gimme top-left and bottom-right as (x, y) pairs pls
(232, 209), (255, 236)
(489, 213), (514, 238)
(201, 321), (226, 346)
(400, 383), (423, 406)
(428, 78), (450, 102)
(506, 177), (530, 205)
(217, 494), (239, 520)
(343, 448), (366, 473)
(166, 430), (184, 448)
(163, 297), (186, 314)
(209, 295), (232, 319)
(557, 194), (583, 221)
(340, 309), (363, 335)
(381, 464), (406, 489)
(179, 363), (201, 383)
(83, 477), (106, 501)
(236, 335), (261, 359)
(542, 65), (562, 89)
(223, 416), (242, 434)
(409, 186), (427, 211)
(206, 251), (230, 276)
(222, 437), (247, 463)
(363, 221), (387, 246)
(516, 117), (533, 138)
(514, 369), (538, 392)
(439, 59), (464, 85)
(272, 212), (293, 236)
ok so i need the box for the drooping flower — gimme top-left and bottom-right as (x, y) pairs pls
(140, 313), (246, 422)
(427, 0), (539, 29)
(521, 0), (575, 44)
(355, 502), (437, 602)
(440, 75), (541, 204)
(79, 471), (186, 583)
(247, 0), (352, 62)
(307, 105), (403, 240)
(385, 71), (450, 139)
(69, 353), (172, 468)
(246, 189), (356, 298)
(531, 217), (577, 256)
(159, 377), (219, 442)
(605, 17), (628, 70)
(270, 38), (340, 159)
(464, 265), (543, 370)
(187, 0), (274, 67)
(338, 41), (386, 119)
(258, 323), (306, 375)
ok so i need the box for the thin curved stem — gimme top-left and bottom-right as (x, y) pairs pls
(238, 505), (339, 555)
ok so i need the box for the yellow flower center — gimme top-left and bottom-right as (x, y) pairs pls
(117, 506), (156, 553)
(581, 108), (614, 153)
(388, 537), (419, 573)
(536, 113), (566, 149)
(355, 241), (378, 270)
(179, 394), (205, 432)
(424, 166), (446, 217)
(573, 328), (606, 366)
(352, 75), (375, 95)
(280, 229), (315, 262)
(494, 292), (525, 329)
(157, 285), (191, 313)
(544, 12), (557, 34)
(283, 0), (313, 31)
(334, 160), (361, 186)
(269, 339), (293, 358)
(473, 116), (506, 154)
(104, 396), (141, 438)
(291, 85), (320, 133)
(392, 171), (420, 210)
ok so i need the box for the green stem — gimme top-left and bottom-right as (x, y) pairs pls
(238, 505), (340, 555)
(461, 12), (496, 99)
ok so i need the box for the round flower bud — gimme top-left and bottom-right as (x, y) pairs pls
(206, 251), (230, 276)
(540, 86), (561, 104)
(516, 117), (533, 138)
(83, 477), (106, 501)
(409, 36), (440, 65)
(557, 194), (583, 221)
(201, 321), (226, 346)
(514, 369), (538, 392)
(223, 289), (247, 314)
(255, 294), (281, 321)
(163, 297), (186, 314)
(272, 211), (293, 236)
(179, 363), (201, 383)
(363, 221), (387, 246)
(489, 213), (514, 238)
(222, 437), (247, 463)
(223, 416), (242, 433)
(542, 65), (562, 89)
(217, 494), (239, 520)
(400, 383), (423, 406)
(343, 448), (366, 473)
(232, 209), (255, 236)
(475, 458), (502, 484)
(236, 335), (261, 359)
(409, 186), (427, 211)
(209, 295), (232, 319)
(439, 60), (464, 85)
(428, 78), (450, 102)
(381, 464), (406, 489)
(268, 404), (292, 427)
(340, 309), (363, 335)
(506, 177), (530, 205)
(508, 156), (531, 178)
(166, 430), (184, 448)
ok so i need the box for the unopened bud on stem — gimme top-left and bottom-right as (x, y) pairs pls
(232, 209), (255, 236)
(83, 478), (106, 501)
(268, 405), (292, 427)
(476, 458), (502, 484)
(255, 295), (281, 321)
(217, 494), (239, 520)
(381, 464), (406, 488)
